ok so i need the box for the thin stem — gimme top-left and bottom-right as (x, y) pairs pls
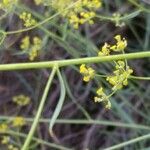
(96, 10), (141, 21)
(104, 133), (150, 150)
(0, 52), (149, 71)
(129, 75), (150, 80)
(21, 65), (57, 150)
(128, 0), (150, 13)
(0, 130), (72, 150)
(0, 116), (150, 131)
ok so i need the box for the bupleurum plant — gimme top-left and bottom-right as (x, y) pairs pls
(0, 0), (150, 150)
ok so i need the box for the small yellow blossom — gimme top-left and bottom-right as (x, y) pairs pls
(1, 136), (10, 144)
(12, 116), (26, 127)
(12, 94), (31, 106)
(53, 0), (102, 29)
(98, 35), (127, 56)
(94, 87), (111, 109)
(34, 0), (42, 5)
(0, 123), (8, 132)
(0, 0), (17, 11)
(80, 64), (95, 82)
(20, 36), (42, 61)
(19, 12), (36, 27)
(106, 61), (133, 90)
(20, 36), (30, 50)
(111, 35), (127, 51)
(8, 144), (18, 150)
(98, 43), (110, 56)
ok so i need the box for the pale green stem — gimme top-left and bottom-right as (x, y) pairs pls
(104, 133), (150, 150)
(129, 75), (150, 80)
(0, 130), (72, 150)
(21, 65), (57, 150)
(0, 116), (150, 131)
(0, 52), (150, 71)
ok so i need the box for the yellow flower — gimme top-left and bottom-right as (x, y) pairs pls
(80, 64), (95, 82)
(106, 61), (133, 90)
(12, 116), (26, 127)
(111, 35), (127, 51)
(98, 43), (110, 56)
(1, 136), (10, 144)
(52, 0), (102, 29)
(20, 36), (42, 61)
(19, 12), (36, 27)
(8, 144), (18, 150)
(34, 0), (42, 5)
(0, 0), (17, 10)
(0, 123), (8, 132)
(20, 36), (30, 50)
(13, 94), (31, 106)
(94, 87), (111, 109)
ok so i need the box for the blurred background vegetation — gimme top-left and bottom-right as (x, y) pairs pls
(0, 0), (150, 150)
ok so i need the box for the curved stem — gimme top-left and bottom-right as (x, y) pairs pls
(49, 68), (66, 137)
(21, 65), (57, 150)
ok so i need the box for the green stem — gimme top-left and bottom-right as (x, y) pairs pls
(21, 65), (57, 150)
(1, 116), (150, 131)
(0, 52), (150, 71)
(105, 133), (150, 150)
(129, 75), (150, 80)
(0, 130), (72, 150)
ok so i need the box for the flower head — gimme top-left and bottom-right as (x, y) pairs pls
(52, 0), (102, 29)
(19, 12), (36, 27)
(0, 123), (8, 132)
(106, 61), (133, 90)
(94, 87), (111, 109)
(13, 94), (31, 106)
(111, 35), (127, 51)
(12, 116), (26, 127)
(80, 64), (95, 82)
(1, 136), (10, 144)
(20, 36), (42, 61)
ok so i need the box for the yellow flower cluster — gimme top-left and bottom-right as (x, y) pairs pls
(53, 0), (102, 29)
(0, 116), (26, 150)
(79, 64), (95, 82)
(19, 12), (36, 27)
(0, 123), (8, 132)
(98, 35), (127, 56)
(12, 116), (26, 127)
(34, 0), (43, 5)
(79, 35), (133, 109)
(1, 136), (18, 150)
(20, 36), (42, 61)
(94, 87), (111, 109)
(12, 94), (31, 106)
(0, 0), (17, 11)
(1, 136), (10, 144)
(107, 61), (133, 91)
(8, 144), (18, 150)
